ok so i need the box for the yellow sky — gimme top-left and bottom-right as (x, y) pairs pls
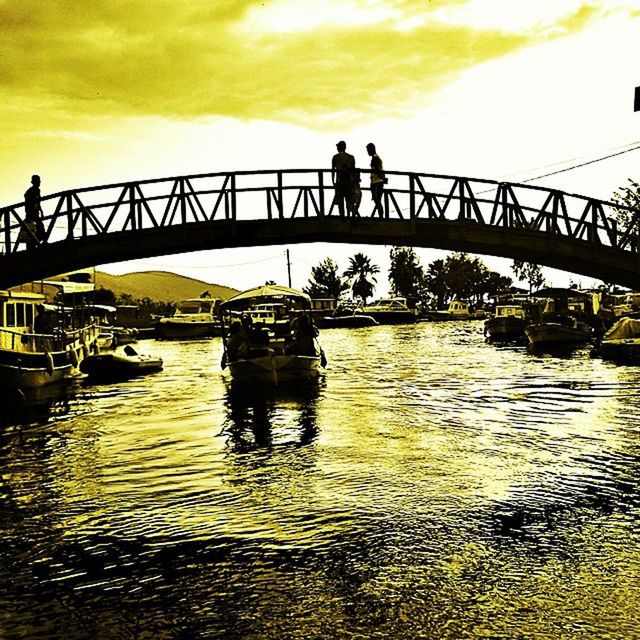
(2, 0), (639, 291)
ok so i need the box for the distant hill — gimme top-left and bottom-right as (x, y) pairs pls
(94, 270), (238, 303)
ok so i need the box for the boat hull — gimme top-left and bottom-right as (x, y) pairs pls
(356, 311), (416, 324)
(525, 323), (591, 347)
(426, 311), (475, 321)
(227, 354), (321, 384)
(0, 348), (78, 389)
(484, 316), (526, 339)
(80, 352), (163, 380)
(322, 314), (378, 328)
(599, 339), (640, 364)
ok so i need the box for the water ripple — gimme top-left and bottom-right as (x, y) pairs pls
(2, 326), (640, 638)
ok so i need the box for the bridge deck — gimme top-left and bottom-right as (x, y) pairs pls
(1, 169), (639, 289)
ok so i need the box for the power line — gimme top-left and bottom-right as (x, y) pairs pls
(519, 143), (640, 184)
(496, 139), (640, 182)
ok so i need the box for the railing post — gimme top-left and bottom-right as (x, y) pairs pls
(128, 184), (137, 231)
(76, 193), (87, 238)
(2, 208), (10, 255)
(318, 171), (325, 216)
(179, 178), (187, 225)
(66, 192), (75, 240)
(611, 218), (618, 248)
(277, 172), (284, 219)
(546, 192), (555, 233)
(591, 200), (599, 244)
(409, 174), (416, 219)
(230, 173), (237, 221)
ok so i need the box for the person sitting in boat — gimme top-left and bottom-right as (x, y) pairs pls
(32, 304), (52, 352)
(226, 320), (249, 361)
(241, 313), (270, 356)
(288, 313), (319, 356)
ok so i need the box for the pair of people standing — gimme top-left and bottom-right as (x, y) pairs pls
(331, 141), (385, 217)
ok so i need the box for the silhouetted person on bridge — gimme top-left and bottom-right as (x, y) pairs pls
(23, 174), (45, 248)
(332, 141), (355, 217)
(366, 143), (386, 217)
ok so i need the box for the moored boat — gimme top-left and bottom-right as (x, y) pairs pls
(357, 297), (418, 324)
(595, 317), (640, 364)
(524, 288), (598, 349)
(425, 300), (476, 321)
(80, 345), (163, 381)
(156, 296), (222, 339)
(220, 285), (326, 384)
(0, 281), (99, 389)
(484, 304), (526, 339)
(321, 304), (378, 328)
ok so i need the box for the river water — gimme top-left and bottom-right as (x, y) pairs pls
(1, 321), (639, 639)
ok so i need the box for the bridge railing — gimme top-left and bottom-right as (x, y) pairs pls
(1, 169), (638, 255)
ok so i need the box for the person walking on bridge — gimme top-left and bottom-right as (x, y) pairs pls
(366, 143), (386, 217)
(331, 141), (355, 217)
(23, 174), (45, 247)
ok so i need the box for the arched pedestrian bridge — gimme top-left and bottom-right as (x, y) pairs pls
(1, 169), (639, 289)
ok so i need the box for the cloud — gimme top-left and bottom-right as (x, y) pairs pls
(0, 0), (615, 129)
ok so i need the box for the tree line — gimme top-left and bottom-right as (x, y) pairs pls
(93, 288), (175, 324)
(304, 248), (546, 308)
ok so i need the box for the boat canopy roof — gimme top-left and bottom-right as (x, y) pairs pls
(40, 280), (95, 294)
(531, 287), (592, 299)
(603, 317), (640, 341)
(222, 285), (311, 310)
(0, 290), (46, 301)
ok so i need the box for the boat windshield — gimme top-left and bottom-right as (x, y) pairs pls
(177, 301), (213, 314)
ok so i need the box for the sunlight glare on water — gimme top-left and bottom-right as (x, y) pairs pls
(1, 322), (640, 639)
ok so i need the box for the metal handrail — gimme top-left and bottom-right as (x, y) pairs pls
(1, 169), (637, 255)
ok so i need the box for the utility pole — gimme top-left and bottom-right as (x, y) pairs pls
(286, 248), (292, 288)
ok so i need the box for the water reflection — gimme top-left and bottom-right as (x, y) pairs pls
(2, 326), (640, 639)
(0, 379), (76, 427)
(222, 379), (322, 452)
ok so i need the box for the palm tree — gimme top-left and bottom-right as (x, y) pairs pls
(343, 253), (380, 304)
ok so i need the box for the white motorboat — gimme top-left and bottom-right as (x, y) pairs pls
(357, 297), (418, 324)
(80, 345), (163, 381)
(156, 296), (222, 339)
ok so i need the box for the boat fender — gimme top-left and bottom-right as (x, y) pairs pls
(221, 352), (227, 369)
(320, 349), (328, 368)
(45, 352), (55, 376)
(69, 347), (79, 367)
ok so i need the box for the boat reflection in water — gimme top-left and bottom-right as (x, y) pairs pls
(222, 379), (322, 452)
(0, 379), (76, 427)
